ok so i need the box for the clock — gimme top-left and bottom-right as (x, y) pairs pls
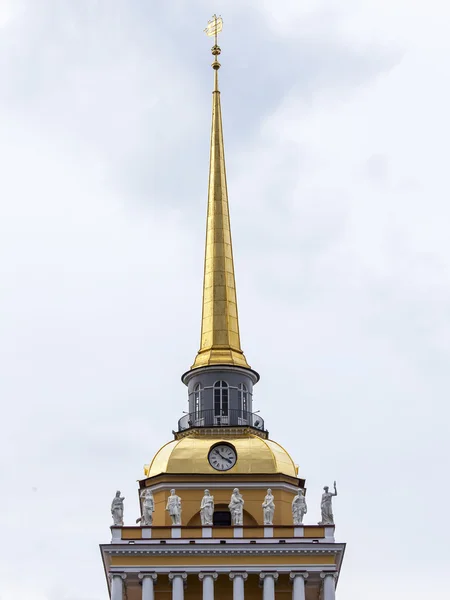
(208, 444), (237, 471)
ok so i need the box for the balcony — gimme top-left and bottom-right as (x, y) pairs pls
(177, 409), (266, 433)
(111, 524), (335, 543)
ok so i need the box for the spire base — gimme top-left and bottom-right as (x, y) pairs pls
(191, 346), (251, 370)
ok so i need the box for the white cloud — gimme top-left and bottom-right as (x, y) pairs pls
(0, 0), (16, 28)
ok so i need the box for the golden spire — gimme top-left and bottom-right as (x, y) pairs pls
(191, 17), (250, 370)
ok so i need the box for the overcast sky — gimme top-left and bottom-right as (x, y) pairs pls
(1, 1), (449, 599)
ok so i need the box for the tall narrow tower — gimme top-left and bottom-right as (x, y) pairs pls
(101, 17), (345, 600)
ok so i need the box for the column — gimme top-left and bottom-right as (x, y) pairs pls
(110, 573), (126, 600)
(259, 573), (278, 600)
(169, 573), (187, 600)
(229, 572), (247, 600)
(320, 572), (337, 600)
(139, 573), (157, 600)
(199, 573), (217, 600)
(290, 572), (308, 600)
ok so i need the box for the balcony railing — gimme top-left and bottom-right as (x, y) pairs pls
(178, 408), (265, 432)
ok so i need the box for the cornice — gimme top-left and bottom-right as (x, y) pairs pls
(103, 545), (343, 558)
(139, 471), (303, 489)
(143, 480), (300, 493)
(110, 565), (338, 576)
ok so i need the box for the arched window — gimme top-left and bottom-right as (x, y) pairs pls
(214, 381), (229, 424)
(239, 383), (248, 415)
(194, 384), (202, 420)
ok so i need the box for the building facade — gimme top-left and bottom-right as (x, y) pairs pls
(100, 25), (345, 600)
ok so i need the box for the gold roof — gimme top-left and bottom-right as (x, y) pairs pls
(146, 435), (297, 478)
(191, 40), (250, 370)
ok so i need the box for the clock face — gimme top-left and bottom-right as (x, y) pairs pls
(208, 444), (237, 471)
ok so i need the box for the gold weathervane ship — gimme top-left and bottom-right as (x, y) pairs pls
(204, 14), (223, 45)
(204, 15), (223, 89)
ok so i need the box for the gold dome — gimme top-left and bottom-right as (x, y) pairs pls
(146, 434), (298, 478)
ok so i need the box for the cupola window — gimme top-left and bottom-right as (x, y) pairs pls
(194, 384), (202, 420)
(239, 383), (248, 414)
(214, 380), (229, 424)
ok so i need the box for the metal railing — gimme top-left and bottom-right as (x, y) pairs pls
(178, 408), (265, 432)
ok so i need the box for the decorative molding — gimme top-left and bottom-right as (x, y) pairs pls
(145, 481), (299, 493)
(104, 546), (342, 558)
(109, 565), (338, 576)
(229, 572), (248, 581)
(175, 426), (268, 440)
(182, 365), (260, 385)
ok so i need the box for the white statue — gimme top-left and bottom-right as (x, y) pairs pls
(166, 489), (182, 525)
(319, 481), (337, 525)
(228, 488), (244, 526)
(136, 489), (155, 526)
(200, 489), (214, 526)
(292, 489), (307, 525)
(262, 488), (275, 525)
(111, 490), (125, 526)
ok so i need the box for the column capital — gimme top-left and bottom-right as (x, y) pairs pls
(290, 571), (309, 582)
(259, 572), (279, 583)
(229, 572), (248, 581)
(138, 572), (157, 581)
(199, 572), (218, 581)
(109, 572), (127, 581)
(320, 572), (337, 581)
(169, 572), (188, 583)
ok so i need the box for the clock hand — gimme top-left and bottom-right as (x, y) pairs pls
(217, 451), (232, 463)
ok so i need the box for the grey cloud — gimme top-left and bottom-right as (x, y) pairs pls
(1, 1), (449, 599)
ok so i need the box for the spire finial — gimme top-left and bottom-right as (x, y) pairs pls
(191, 16), (251, 371)
(204, 14), (223, 91)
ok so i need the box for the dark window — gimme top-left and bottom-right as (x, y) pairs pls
(194, 384), (202, 419)
(239, 383), (248, 414)
(213, 510), (231, 526)
(214, 381), (229, 418)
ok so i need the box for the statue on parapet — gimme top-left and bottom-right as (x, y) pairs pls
(136, 488), (155, 526)
(229, 488), (244, 526)
(200, 489), (214, 526)
(262, 489), (275, 525)
(292, 489), (307, 525)
(166, 489), (182, 526)
(111, 490), (125, 526)
(319, 481), (337, 525)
